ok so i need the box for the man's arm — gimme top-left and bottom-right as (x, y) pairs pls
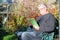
(39, 16), (56, 32)
(32, 17), (42, 30)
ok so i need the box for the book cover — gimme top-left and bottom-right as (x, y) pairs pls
(29, 18), (39, 27)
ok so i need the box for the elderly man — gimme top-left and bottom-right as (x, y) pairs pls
(21, 4), (56, 40)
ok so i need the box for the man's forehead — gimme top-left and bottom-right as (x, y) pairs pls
(37, 4), (47, 9)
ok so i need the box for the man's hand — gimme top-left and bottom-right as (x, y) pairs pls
(33, 25), (40, 30)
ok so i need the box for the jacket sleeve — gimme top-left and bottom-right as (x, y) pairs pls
(39, 16), (56, 32)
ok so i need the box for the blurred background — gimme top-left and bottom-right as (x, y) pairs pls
(0, 0), (59, 40)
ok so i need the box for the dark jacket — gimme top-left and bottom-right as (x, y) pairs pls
(35, 13), (56, 33)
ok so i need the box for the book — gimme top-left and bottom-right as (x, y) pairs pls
(29, 18), (39, 27)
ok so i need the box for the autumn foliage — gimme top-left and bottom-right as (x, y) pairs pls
(4, 0), (58, 33)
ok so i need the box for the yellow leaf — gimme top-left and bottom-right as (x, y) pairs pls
(44, 0), (48, 2)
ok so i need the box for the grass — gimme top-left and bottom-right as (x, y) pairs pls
(0, 27), (18, 40)
(3, 34), (18, 40)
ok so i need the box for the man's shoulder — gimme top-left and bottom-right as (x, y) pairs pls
(46, 13), (54, 18)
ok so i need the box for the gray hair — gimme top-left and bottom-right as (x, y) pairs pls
(37, 3), (48, 10)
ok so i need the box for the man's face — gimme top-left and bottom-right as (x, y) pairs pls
(38, 7), (47, 15)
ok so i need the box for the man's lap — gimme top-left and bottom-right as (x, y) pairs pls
(21, 31), (36, 37)
(21, 31), (42, 40)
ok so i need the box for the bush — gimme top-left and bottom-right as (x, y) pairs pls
(3, 34), (18, 40)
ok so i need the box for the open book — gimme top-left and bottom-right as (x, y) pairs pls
(29, 18), (39, 27)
